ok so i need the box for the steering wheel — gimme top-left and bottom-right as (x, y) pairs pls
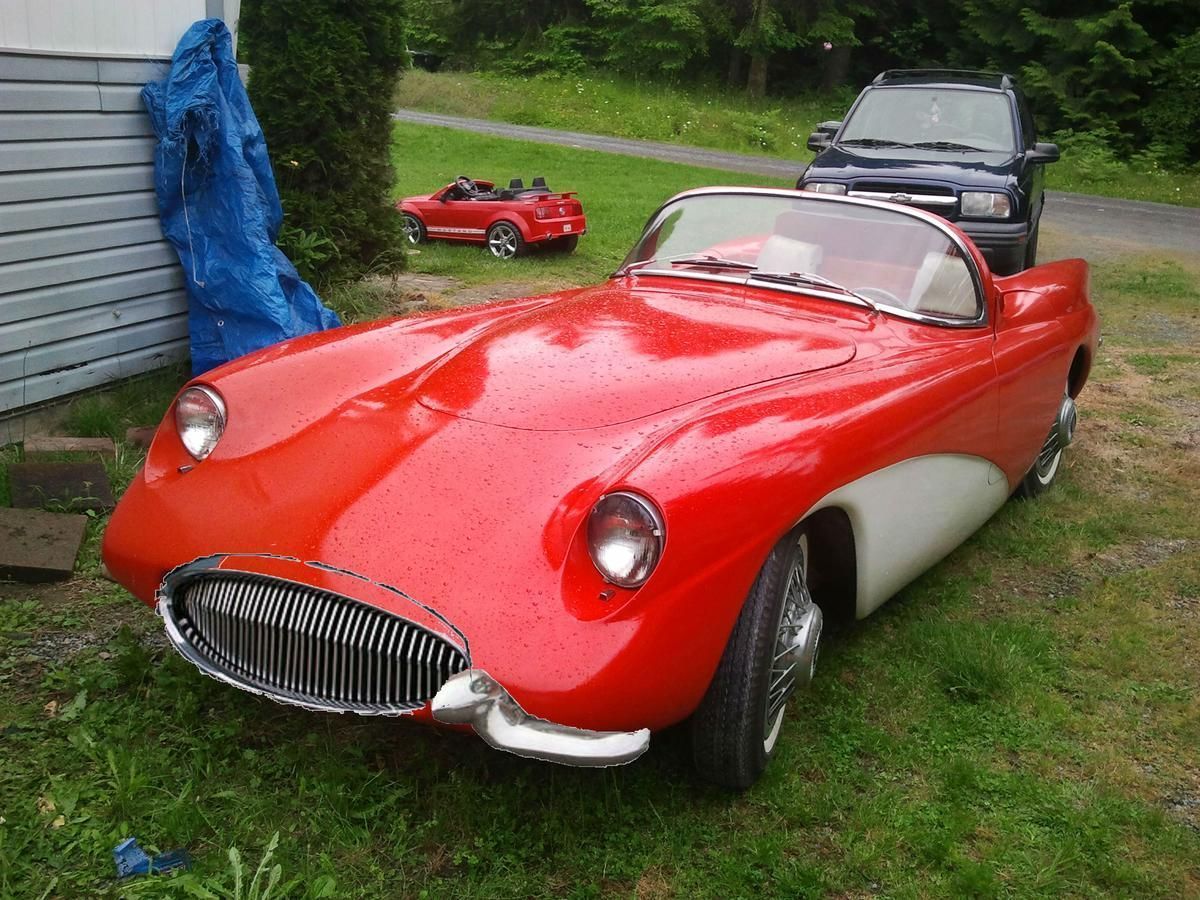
(853, 287), (905, 308)
(455, 175), (480, 196)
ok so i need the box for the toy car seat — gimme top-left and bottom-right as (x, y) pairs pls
(529, 176), (550, 194)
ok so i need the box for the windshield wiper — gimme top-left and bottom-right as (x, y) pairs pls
(667, 255), (758, 270)
(624, 252), (756, 274)
(839, 138), (914, 148)
(912, 140), (985, 152)
(749, 270), (880, 314)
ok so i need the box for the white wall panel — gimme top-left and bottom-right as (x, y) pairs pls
(1, 0), (217, 57)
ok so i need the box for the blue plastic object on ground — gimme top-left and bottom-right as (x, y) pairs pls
(113, 837), (191, 878)
(141, 19), (341, 375)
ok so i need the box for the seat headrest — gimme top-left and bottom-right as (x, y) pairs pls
(531, 176), (547, 188)
(509, 178), (524, 190)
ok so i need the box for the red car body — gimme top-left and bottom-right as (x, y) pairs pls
(396, 177), (586, 258)
(103, 189), (1097, 785)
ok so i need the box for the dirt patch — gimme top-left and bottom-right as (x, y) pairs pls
(364, 273), (571, 316)
(1095, 538), (1193, 577)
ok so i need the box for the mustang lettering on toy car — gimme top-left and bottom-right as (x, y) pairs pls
(396, 175), (586, 259)
(103, 188), (1098, 788)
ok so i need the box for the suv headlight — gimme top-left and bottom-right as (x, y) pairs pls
(961, 191), (1012, 218)
(175, 385), (226, 461)
(587, 492), (665, 588)
(801, 183), (847, 195)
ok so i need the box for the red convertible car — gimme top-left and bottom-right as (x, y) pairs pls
(396, 175), (586, 258)
(103, 188), (1097, 788)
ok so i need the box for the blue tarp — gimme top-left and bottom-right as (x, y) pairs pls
(142, 19), (340, 375)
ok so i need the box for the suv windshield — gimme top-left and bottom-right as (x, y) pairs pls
(840, 87), (1015, 153)
(620, 193), (982, 322)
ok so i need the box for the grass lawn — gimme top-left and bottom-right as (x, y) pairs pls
(2, 125), (1200, 897)
(395, 70), (1200, 208)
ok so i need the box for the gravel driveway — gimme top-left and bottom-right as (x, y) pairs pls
(394, 110), (1200, 259)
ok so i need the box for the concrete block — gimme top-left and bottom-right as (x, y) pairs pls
(0, 507), (88, 582)
(9, 461), (115, 512)
(125, 426), (157, 449)
(22, 435), (116, 458)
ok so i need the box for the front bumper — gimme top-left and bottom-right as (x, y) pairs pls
(957, 219), (1029, 272)
(432, 669), (650, 766)
(153, 554), (650, 767)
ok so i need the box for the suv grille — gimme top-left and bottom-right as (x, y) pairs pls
(849, 181), (958, 215)
(163, 572), (468, 714)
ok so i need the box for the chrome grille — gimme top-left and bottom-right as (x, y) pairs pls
(163, 572), (468, 714)
(848, 181), (958, 214)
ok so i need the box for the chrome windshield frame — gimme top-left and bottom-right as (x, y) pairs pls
(614, 187), (990, 329)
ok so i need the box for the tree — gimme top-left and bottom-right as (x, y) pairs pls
(239, 0), (408, 282)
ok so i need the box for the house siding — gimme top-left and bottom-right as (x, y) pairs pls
(0, 50), (189, 422)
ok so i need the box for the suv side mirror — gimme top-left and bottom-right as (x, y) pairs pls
(816, 120), (842, 136)
(1026, 142), (1060, 164)
(807, 131), (832, 153)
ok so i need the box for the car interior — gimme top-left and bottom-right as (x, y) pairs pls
(444, 175), (554, 201)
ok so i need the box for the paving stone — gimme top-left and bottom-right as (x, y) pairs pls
(0, 507), (88, 582)
(22, 435), (116, 458)
(125, 426), (157, 449)
(8, 461), (115, 512)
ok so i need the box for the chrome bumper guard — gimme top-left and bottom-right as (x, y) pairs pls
(432, 669), (650, 767)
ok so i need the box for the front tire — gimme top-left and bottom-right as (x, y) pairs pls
(1023, 223), (1040, 270)
(400, 213), (425, 246)
(1017, 383), (1076, 498)
(486, 221), (525, 259)
(692, 527), (823, 789)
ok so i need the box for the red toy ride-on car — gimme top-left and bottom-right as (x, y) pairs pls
(396, 175), (587, 259)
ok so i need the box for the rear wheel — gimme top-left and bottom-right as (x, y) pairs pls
(553, 235), (579, 253)
(692, 526), (823, 789)
(486, 221), (524, 259)
(400, 213), (425, 246)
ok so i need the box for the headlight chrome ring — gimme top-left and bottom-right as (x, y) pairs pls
(175, 385), (226, 461)
(587, 491), (665, 589)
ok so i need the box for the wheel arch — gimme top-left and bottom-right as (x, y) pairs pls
(488, 214), (532, 241)
(1067, 345), (1090, 399)
(794, 506), (857, 623)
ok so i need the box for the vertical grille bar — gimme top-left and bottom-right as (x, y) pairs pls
(168, 573), (466, 713)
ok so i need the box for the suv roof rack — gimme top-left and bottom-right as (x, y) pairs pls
(872, 69), (1013, 90)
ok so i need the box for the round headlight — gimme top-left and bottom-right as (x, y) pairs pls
(175, 385), (226, 461)
(587, 491), (665, 588)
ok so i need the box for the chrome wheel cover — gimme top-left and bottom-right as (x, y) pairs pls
(764, 534), (819, 753)
(488, 223), (519, 259)
(401, 214), (422, 245)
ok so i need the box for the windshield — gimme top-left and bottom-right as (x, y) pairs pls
(620, 193), (982, 322)
(840, 87), (1015, 153)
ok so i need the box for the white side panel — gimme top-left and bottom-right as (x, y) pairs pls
(1, 0), (209, 56)
(810, 455), (1009, 618)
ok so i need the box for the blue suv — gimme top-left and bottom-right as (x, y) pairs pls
(798, 69), (1060, 275)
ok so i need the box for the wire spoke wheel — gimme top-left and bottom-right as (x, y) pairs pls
(763, 534), (816, 753)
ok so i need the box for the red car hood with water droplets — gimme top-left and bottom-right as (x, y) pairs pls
(415, 281), (857, 430)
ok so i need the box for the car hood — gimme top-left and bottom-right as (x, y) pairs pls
(809, 145), (1017, 187)
(414, 281), (857, 430)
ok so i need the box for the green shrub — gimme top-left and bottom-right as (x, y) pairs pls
(239, 0), (408, 284)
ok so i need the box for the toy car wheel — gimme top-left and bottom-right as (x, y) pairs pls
(553, 235), (579, 253)
(692, 525), (822, 789)
(487, 221), (524, 259)
(1018, 382), (1075, 498)
(401, 213), (426, 246)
